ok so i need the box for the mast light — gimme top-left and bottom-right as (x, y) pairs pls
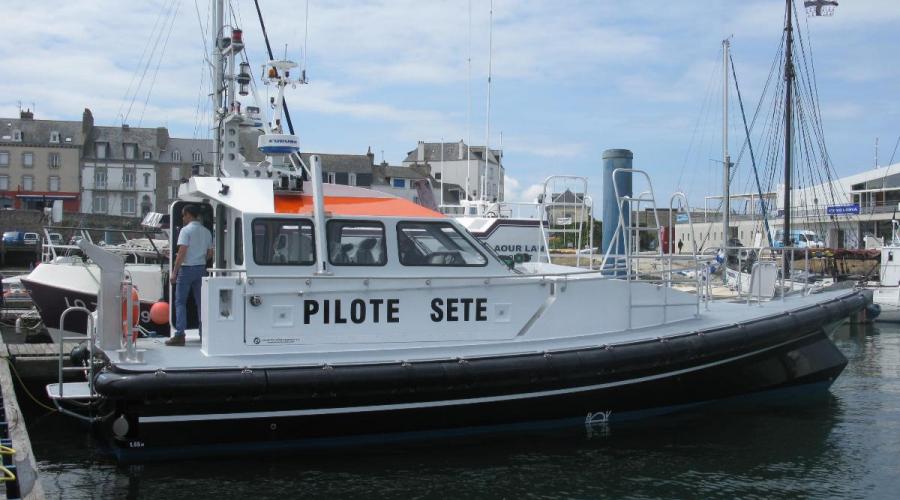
(237, 62), (251, 96)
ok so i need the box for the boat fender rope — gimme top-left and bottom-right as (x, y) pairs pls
(457, 358), (469, 364)
(154, 368), (166, 377)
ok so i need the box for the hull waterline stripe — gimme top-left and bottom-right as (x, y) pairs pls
(138, 330), (825, 424)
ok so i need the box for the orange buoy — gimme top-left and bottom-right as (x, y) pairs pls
(150, 301), (170, 325)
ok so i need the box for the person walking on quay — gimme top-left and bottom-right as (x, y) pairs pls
(166, 205), (213, 346)
(677, 238), (684, 254)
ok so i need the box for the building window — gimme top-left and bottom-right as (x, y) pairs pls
(123, 170), (135, 189)
(125, 144), (137, 160)
(0, 151), (8, 167)
(327, 172), (336, 184)
(22, 152), (33, 168)
(12, 130), (22, 142)
(169, 185), (177, 199)
(192, 150), (202, 163)
(122, 196), (136, 214)
(94, 170), (107, 189)
(144, 172), (151, 187)
(143, 151), (152, 160)
(172, 150), (181, 162)
(22, 175), (34, 191)
(95, 143), (108, 159)
(171, 166), (180, 181)
(93, 195), (107, 213)
(49, 152), (61, 168)
(0, 175), (8, 190)
(435, 172), (442, 180)
(49, 176), (60, 192)
(50, 131), (60, 143)
(392, 178), (405, 189)
(349, 173), (357, 186)
(141, 194), (152, 216)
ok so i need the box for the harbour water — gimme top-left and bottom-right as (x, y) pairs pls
(5, 321), (899, 499)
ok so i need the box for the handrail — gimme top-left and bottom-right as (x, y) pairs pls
(56, 306), (93, 400)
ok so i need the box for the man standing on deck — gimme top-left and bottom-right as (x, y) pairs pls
(166, 205), (213, 346)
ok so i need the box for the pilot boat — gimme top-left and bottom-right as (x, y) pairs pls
(46, 2), (866, 462)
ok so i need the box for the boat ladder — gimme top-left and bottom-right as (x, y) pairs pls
(45, 305), (103, 423)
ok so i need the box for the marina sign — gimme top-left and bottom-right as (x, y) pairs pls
(826, 204), (860, 215)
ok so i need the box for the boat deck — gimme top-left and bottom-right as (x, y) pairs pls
(115, 288), (860, 372)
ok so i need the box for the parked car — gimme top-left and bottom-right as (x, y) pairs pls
(23, 232), (40, 245)
(2, 231), (24, 246)
(48, 232), (63, 245)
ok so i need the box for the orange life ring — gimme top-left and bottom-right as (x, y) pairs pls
(121, 286), (140, 341)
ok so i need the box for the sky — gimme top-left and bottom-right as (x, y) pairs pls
(1, 0), (898, 206)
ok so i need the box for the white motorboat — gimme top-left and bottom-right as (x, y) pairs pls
(869, 221), (900, 322)
(45, 1), (867, 463)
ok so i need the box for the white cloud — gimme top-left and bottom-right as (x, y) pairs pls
(0, 0), (895, 203)
(503, 174), (543, 203)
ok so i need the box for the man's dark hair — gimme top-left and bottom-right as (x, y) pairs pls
(182, 204), (201, 218)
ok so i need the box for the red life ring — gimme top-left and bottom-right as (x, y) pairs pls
(121, 286), (140, 341)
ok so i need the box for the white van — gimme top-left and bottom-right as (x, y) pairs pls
(771, 229), (824, 248)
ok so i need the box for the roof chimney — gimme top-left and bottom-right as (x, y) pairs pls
(417, 141), (425, 162)
(20, 109), (33, 120)
(458, 140), (464, 160)
(366, 146), (375, 166)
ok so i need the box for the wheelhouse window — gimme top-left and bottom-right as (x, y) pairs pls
(234, 217), (243, 266)
(396, 221), (487, 266)
(252, 218), (315, 266)
(327, 220), (387, 266)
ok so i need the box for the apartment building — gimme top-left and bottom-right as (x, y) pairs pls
(80, 112), (164, 217)
(0, 109), (82, 211)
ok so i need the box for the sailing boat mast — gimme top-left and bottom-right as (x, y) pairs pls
(212, 0), (224, 175)
(782, 0), (795, 247)
(722, 38), (731, 246)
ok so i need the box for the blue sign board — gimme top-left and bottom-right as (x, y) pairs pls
(826, 204), (860, 215)
(676, 213), (689, 223)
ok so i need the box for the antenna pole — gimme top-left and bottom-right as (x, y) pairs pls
(483, 0), (494, 203)
(723, 38), (731, 248)
(465, 0), (472, 201)
(253, 0), (295, 135)
(783, 0), (794, 248)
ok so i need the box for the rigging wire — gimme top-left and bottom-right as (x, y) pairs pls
(675, 54), (720, 192)
(117, 0), (172, 123)
(138, 0), (183, 127)
(889, 136), (900, 166)
(729, 52), (773, 246)
(124, 0), (180, 125)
